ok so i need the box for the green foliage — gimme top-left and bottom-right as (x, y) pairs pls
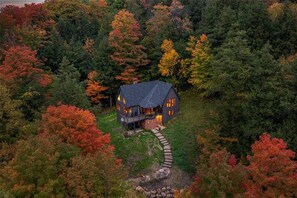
(0, 83), (28, 143)
(0, 135), (80, 197)
(49, 57), (91, 109)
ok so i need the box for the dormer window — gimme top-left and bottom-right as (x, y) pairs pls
(117, 95), (121, 101)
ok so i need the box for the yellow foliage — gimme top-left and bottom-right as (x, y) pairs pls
(158, 39), (180, 76)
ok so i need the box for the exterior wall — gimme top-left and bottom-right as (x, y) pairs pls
(116, 92), (123, 124)
(162, 88), (180, 123)
(141, 118), (158, 130)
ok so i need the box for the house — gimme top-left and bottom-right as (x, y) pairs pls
(116, 80), (180, 130)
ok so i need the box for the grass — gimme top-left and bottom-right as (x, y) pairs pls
(97, 111), (163, 176)
(97, 89), (217, 176)
(162, 90), (218, 174)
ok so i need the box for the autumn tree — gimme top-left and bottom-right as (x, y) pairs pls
(38, 104), (113, 154)
(0, 46), (43, 87)
(63, 151), (128, 197)
(245, 133), (297, 197)
(86, 71), (108, 104)
(108, 9), (149, 84)
(192, 149), (247, 197)
(49, 57), (90, 109)
(158, 39), (180, 81)
(185, 34), (212, 94)
(0, 83), (28, 143)
(0, 134), (80, 197)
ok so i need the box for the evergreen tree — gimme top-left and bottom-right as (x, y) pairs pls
(49, 57), (90, 109)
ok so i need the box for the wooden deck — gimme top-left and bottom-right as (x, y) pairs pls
(121, 114), (147, 124)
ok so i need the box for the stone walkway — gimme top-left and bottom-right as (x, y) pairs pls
(151, 126), (173, 169)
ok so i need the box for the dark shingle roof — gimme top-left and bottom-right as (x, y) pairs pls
(120, 80), (173, 108)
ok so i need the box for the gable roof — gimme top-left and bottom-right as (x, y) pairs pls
(119, 80), (173, 108)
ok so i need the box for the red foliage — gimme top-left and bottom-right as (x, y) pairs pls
(245, 133), (297, 197)
(228, 155), (237, 168)
(38, 104), (114, 154)
(39, 74), (52, 87)
(0, 3), (49, 26)
(0, 46), (43, 82)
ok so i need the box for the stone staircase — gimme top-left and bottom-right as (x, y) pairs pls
(151, 127), (173, 168)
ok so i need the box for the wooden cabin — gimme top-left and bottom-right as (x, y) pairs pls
(116, 80), (180, 130)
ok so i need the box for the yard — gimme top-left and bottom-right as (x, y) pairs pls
(97, 89), (217, 176)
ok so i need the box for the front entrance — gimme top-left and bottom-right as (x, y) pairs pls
(156, 114), (162, 125)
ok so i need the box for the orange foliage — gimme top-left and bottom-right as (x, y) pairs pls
(245, 133), (297, 197)
(86, 71), (108, 104)
(109, 9), (149, 84)
(38, 104), (113, 154)
(0, 46), (51, 87)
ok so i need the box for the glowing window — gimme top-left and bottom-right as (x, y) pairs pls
(166, 99), (171, 107)
(123, 97), (126, 104)
(172, 98), (176, 106)
(117, 95), (121, 101)
(129, 108), (132, 114)
(117, 104), (120, 111)
(124, 108), (128, 114)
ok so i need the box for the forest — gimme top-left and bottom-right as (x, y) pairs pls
(0, 0), (297, 197)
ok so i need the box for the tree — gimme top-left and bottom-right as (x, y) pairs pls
(192, 149), (247, 197)
(86, 71), (108, 104)
(143, 4), (171, 76)
(245, 133), (297, 197)
(185, 34), (212, 93)
(0, 46), (43, 86)
(108, 9), (149, 84)
(38, 104), (113, 154)
(158, 39), (180, 77)
(0, 83), (27, 143)
(0, 134), (80, 197)
(63, 151), (128, 197)
(49, 57), (91, 109)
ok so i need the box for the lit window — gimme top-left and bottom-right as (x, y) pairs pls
(129, 108), (132, 114)
(172, 98), (176, 106)
(124, 108), (128, 114)
(168, 110), (174, 116)
(123, 97), (126, 104)
(117, 104), (120, 111)
(166, 99), (171, 107)
(117, 95), (121, 101)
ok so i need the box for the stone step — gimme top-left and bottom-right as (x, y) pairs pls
(161, 140), (168, 144)
(159, 137), (166, 141)
(164, 162), (173, 166)
(162, 164), (172, 168)
(164, 149), (171, 152)
(164, 154), (173, 158)
(164, 145), (171, 150)
(165, 156), (173, 160)
(164, 160), (173, 164)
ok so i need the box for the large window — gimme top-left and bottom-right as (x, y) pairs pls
(117, 95), (121, 101)
(166, 98), (176, 107)
(123, 97), (126, 104)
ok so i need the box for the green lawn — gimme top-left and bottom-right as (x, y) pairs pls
(162, 90), (217, 174)
(97, 89), (216, 175)
(97, 111), (163, 176)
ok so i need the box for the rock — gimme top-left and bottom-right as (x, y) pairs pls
(145, 191), (151, 196)
(151, 190), (156, 195)
(161, 192), (166, 197)
(166, 194), (171, 198)
(162, 187), (166, 192)
(166, 186), (171, 190)
(136, 186), (144, 192)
